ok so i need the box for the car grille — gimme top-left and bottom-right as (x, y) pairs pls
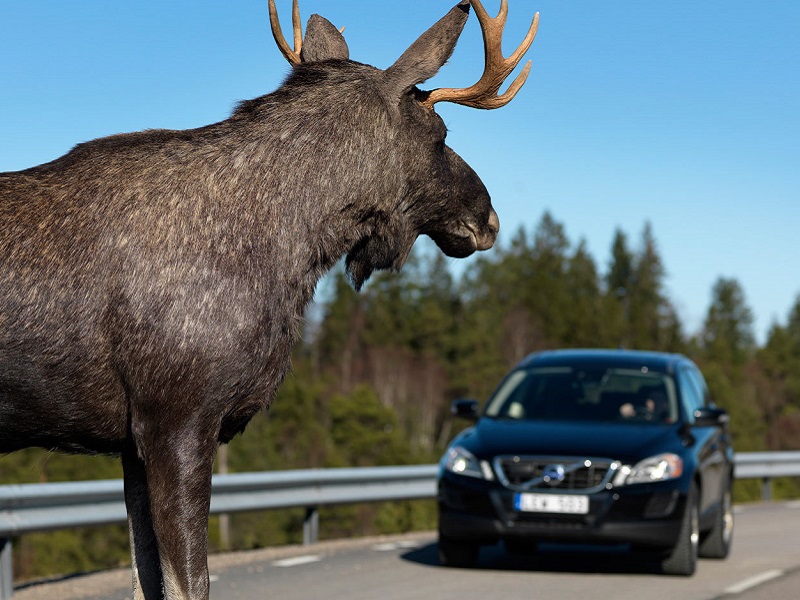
(493, 456), (618, 492)
(511, 513), (593, 528)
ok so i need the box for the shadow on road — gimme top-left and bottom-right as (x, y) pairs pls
(401, 542), (664, 576)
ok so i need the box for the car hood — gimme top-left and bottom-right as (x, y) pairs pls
(456, 418), (683, 463)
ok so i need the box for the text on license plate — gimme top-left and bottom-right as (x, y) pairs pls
(514, 493), (589, 514)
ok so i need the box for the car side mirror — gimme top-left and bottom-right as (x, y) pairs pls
(693, 407), (729, 428)
(451, 399), (480, 421)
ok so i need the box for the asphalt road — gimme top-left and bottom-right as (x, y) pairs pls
(15, 501), (800, 600)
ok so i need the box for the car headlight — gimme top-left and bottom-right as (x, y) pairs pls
(614, 453), (683, 486)
(442, 446), (494, 480)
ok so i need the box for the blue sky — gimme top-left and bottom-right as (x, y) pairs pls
(1, 1), (798, 344)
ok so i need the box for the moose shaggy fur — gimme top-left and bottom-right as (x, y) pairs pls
(0, 1), (535, 598)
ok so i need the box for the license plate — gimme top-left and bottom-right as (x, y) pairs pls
(514, 493), (589, 514)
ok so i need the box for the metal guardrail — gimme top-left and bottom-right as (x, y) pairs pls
(0, 465), (438, 538)
(732, 451), (800, 501)
(0, 465), (437, 599)
(0, 453), (798, 597)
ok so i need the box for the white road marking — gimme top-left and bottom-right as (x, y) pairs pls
(271, 555), (322, 568)
(372, 543), (399, 552)
(372, 541), (422, 552)
(724, 569), (784, 595)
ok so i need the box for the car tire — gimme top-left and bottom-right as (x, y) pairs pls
(661, 483), (699, 576)
(699, 480), (733, 559)
(438, 534), (480, 568)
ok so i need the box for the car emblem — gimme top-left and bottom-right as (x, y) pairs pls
(542, 464), (567, 485)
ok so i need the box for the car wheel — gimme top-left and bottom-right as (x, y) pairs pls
(661, 483), (699, 576)
(699, 480), (734, 559)
(438, 534), (480, 568)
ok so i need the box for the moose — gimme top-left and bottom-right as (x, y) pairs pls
(0, 1), (537, 598)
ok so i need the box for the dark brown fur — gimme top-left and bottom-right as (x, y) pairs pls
(0, 3), (500, 598)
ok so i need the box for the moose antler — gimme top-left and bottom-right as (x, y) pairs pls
(269, 0), (303, 65)
(422, 0), (539, 110)
(269, 1), (347, 65)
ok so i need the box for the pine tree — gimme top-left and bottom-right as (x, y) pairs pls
(527, 212), (571, 343)
(561, 239), (604, 347)
(605, 228), (635, 347)
(630, 222), (666, 348)
(756, 295), (800, 449)
(702, 277), (755, 367)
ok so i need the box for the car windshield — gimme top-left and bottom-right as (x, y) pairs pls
(484, 366), (679, 424)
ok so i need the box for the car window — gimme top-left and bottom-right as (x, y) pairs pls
(677, 366), (704, 423)
(688, 366), (712, 406)
(484, 366), (678, 424)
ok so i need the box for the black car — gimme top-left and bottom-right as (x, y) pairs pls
(437, 349), (734, 575)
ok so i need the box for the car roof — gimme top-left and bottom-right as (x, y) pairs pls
(517, 348), (692, 375)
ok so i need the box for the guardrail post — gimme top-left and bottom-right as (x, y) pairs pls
(0, 538), (12, 600)
(303, 507), (319, 545)
(762, 477), (772, 502)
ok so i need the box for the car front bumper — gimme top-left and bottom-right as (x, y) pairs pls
(438, 472), (689, 549)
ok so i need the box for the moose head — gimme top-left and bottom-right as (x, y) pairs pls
(264, 0), (538, 289)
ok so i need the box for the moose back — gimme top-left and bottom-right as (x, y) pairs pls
(0, 1), (537, 598)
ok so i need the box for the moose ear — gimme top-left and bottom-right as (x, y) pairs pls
(300, 14), (349, 62)
(383, 1), (469, 97)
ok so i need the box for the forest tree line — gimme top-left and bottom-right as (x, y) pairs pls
(3, 211), (799, 579)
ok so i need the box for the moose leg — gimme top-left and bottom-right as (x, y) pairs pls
(123, 447), (164, 600)
(140, 430), (218, 600)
